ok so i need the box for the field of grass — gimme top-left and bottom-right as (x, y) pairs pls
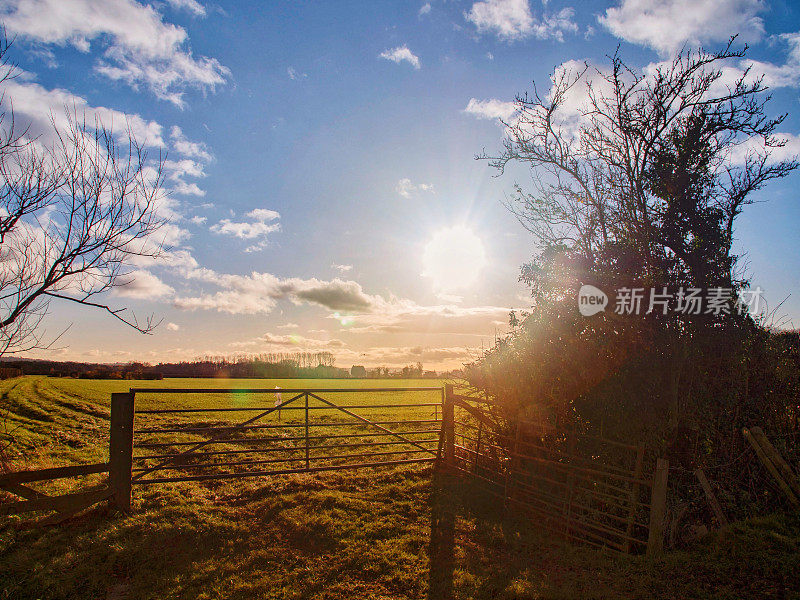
(1, 377), (444, 473)
(1, 376), (799, 599)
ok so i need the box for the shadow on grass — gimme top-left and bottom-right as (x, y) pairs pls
(3, 467), (800, 600)
(427, 473), (545, 600)
(427, 470), (455, 600)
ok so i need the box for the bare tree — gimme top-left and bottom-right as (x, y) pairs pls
(0, 35), (167, 356)
(486, 39), (797, 292)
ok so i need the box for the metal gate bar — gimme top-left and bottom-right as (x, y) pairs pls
(122, 387), (443, 492)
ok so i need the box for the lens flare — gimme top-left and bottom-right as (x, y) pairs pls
(333, 312), (354, 327)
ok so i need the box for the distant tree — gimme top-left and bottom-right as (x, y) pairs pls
(0, 35), (166, 356)
(350, 365), (367, 378)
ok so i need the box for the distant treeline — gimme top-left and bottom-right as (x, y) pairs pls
(157, 353), (346, 378)
(0, 352), (446, 379)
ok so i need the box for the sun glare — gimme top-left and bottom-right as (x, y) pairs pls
(422, 226), (487, 292)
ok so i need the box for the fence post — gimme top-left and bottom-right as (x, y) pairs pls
(647, 457), (669, 557)
(474, 421), (483, 473)
(305, 393), (310, 470)
(109, 392), (135, 513)
(623, 445), (645, 553)
(694, 468), (728, 526)
(443, 384), (455, 469)
(746, 427), (800, 505)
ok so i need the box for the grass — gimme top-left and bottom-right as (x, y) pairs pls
(1, 376), (799, 599)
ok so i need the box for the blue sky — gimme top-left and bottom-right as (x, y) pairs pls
(3, 0), (800, 368)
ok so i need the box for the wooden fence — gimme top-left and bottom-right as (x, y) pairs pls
(439, 384), (669, 555)
(0, 462), (111, 525)
(1, 383), (669, 554)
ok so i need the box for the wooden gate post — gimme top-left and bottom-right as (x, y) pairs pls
(623, 445), (645, 553)
(109, 392), (135, 513)
(304, 392), (310, 470)
(647, 457), (669, 556)
(443, 384), (455, 469)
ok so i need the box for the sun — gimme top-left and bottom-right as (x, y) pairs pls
(422, 226), (487, 292)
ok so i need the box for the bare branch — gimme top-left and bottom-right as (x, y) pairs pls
(0, 32), (168, 355)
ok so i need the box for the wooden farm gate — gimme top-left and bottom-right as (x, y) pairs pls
(109, 386), (444, 510)
(439, 385), (669, 554)
(1, 382), (670, 555)
(0, 386), (442, 523)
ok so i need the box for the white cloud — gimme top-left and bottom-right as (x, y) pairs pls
(741, 32), (800, 89)
(277, 322), (299, 329)
(379, 45), (421, 69)
(465, 0), (577, 42)
(465, 60), (613, 141)
(163, 252), (512, 344)
(332, 263), (353, 274)
(1, 75), (165, 147)
(534, 7), (578, 42)
(114, 270), (174, 299)
(343, 301), (511, 336)
(210, 208), (281, 252)
(542, 53), (800, 147)
(175, 269), (509, 336)
(164, 0), (205, 16)
(166, 322), (180, 330)
(164, 158), (206, 181)
(599, 0), (765, 57)
(213, 219), (280, 243)
(463, 97), (518, 122)
(137, 248), (197, 271)
(466, 0), (532, 39)
(173, 289), (269, 314)
(0, 72), (204, 251)
(1, 0), (230, 107)
(173, 270), (381, 314)
(287, 66), (307, 80)
(171, 181), (206, 196)
(170, 126), (213, 162)
(726, 132), (800, 166)
(190, 215), (207, 225)
(419, 2), (431, 16)
(247, 208), (280, 221)
(546, 59), (614, 138)
(359, 345), (480, 367)
(231, 332), (346, 351)
(396, 178), (435, 199)
(165, 126), (213, 197)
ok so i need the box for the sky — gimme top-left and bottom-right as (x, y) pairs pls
(2, 0), (800, 370)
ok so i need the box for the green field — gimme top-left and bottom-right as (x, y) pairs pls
(1, 376), (799, 599)
(1, 377), (445, 470)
